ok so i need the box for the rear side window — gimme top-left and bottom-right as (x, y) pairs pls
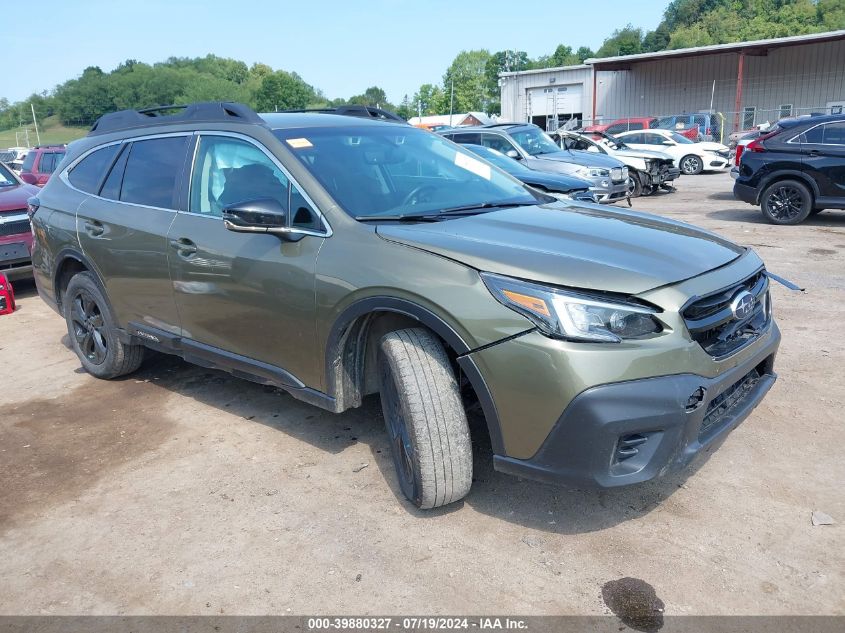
(68, 144), (121, 194)
(450, 132), (482, 144)
(803, 125), (825, 143)
(100, 146), (130, 200)
(120, 136), (189, 208)
(822, 122), (845, 144)
(38, 153), (59, 174)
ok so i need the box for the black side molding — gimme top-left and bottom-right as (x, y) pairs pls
(126, 322), (339, 413)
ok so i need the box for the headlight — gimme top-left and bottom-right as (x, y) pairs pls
(481, 272), (662, 342)
(576, 166), (610, 178)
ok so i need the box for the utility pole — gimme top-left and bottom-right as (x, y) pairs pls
(31, 103), (41, 146)
(449, 79), (454, 126)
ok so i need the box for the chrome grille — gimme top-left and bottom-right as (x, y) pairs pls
(0, 211), (29, 237)
(682, 271), (769, 358)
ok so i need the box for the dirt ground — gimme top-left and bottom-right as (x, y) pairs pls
(0, 172), (842, 616)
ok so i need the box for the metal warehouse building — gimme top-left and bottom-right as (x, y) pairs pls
(498, 30), (845, 135)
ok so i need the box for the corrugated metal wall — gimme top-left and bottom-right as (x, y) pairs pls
(499, 38), (845, 131)
(499, 66), (592, 123)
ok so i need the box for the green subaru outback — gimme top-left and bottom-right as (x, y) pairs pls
(29, 102), (780, 509)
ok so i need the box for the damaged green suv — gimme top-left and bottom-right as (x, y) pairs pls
(30, 102), (780, 509)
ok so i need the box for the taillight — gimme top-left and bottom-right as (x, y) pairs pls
(747, 129), (781, 153)
(735, 144), (745, 165)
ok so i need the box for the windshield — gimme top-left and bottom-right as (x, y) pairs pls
(273, 126), (538, 218)
(509, 127), (562, 156)
(669, 132), (693, 144)
(0, 163), (16, 186)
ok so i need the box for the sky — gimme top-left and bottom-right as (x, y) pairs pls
(2, 0), (667, 105)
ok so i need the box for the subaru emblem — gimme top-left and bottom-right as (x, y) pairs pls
(730, 291), (755, 320)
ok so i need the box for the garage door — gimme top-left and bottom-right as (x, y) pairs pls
(528, 84), (584, 117)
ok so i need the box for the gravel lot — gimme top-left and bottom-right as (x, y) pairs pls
(0, 172), (842, 616)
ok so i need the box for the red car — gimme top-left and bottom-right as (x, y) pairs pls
(0, 162), (39, 280)
(18, 144), (66, 187)
(585, 117), (699, 141)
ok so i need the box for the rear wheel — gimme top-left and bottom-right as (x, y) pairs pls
(377, 328), (472, 509)
(63, 272), (144, 379)
(760, 179), (813, 225)
(680, 154), (703, 175)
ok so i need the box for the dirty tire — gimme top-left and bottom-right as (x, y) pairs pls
(377, 328), (472, 509)
(64, 272), (144, 379)
(680, 154), (703, 175)
(760, 179), (813, 225)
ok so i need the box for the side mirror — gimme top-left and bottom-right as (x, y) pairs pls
(505, 149), (521, 160)
(19, 172), (37, 185)
(222, 198), (304, 242)
(662, 140), (674, 146)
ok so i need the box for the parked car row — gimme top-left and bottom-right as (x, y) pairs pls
(585, 111), (722, 142)
(551, 129), (680, 197)
(439, 123), (631, 203)
(1, 144), (66, 184)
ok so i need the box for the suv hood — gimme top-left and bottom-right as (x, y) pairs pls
(532, 149), (624, 168)
(376, 204), (744, 294)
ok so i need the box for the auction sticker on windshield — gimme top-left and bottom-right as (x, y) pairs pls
(455, 152), (491, 180)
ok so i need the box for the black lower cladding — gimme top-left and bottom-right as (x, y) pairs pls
(493, 324), (780, 488)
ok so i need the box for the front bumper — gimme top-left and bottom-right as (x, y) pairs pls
(590, 180), (628, 204)
(705, 155), (730, 170)
(0, 239), (33, 281)
(493, 328), (779, 488)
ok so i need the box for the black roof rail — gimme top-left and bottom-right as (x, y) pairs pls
(280, 105), (407, 123)
(88, 101), (266, 136)
(481, 122), (524, 128)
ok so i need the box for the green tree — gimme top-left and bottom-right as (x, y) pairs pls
(484, 50), (530, 113)
(443, 49), (493, 112)
(575, 46), (595, 62)
(396, 94), (413, 120)
(596, 25), (644, 57)
(412, 83), (447, 116)
(348, 86), (391, 108)
(254, 71), (315, 111)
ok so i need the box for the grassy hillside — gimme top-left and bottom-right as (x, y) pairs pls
(0, 116), (88, 148)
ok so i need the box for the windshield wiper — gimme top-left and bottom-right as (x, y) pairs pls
(354, 213), (441, 222)
(436, 200), (534, 215)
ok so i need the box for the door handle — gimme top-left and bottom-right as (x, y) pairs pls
(169, 237), (198, 256)
(83, 220), (104, 237)
(807, 150), (821, 157)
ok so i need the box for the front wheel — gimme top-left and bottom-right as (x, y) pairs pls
(626, 172), (643, 198)
(377, 328), (473, 509)
(63, 272), (145, 379)
(760, 179), (813, 225)
(680, 154), (703, 175)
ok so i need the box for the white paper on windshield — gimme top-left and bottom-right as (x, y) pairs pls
(454, 152), (491, 180)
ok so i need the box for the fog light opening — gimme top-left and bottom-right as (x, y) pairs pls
(685, 387), (707, 412)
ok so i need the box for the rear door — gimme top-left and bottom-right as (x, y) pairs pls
(800, 120), (845, 202)
(166, 133), (325, 386)
(74, 134), (189, 333)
